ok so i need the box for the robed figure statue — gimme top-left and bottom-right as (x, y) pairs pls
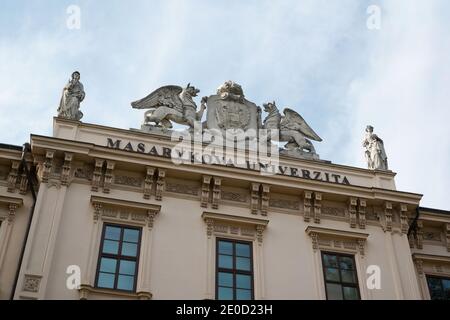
(57, 71), (85, 120)
(363, 125), (388, 170)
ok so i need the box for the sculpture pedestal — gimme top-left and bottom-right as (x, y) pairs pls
(279, 148), (320, 160)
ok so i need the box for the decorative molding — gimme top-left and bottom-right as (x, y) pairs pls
(414, 259), (424, 277)
(269, 198), (299, 210)
(103, 160), (115, 194)
(358, 199), (366, 229)
(19, 170), (28, 194)
(322, 206), (345, 217)
(201, 175), (211, 208)
(250, 183), (260, 215)
(446, 223), (450, 252)
(114, 175), (143, 188)
(143, 167), (155, 199)
(91, 159), (104, 192)
(0, 195), (23, 223)
(42, 150), (55, 184)
(303, 191), (312, 222)
(399, 203), (409, 234)
(416, 220), (424, 249)
(7, 160), (20, 192)
(74, 164), (93, 180)
(348, 197), (357, 228)
(8, 203), (18, 222)
(313, 192), (322, 224)
(23, 275), (42, 293)
(305, 226), (369, 255)
(384, 201), (393, 232)
(60, 152), (73, 186)
(202, 212), (269, 243)
(155, 169), (165, 201)
(260, 184), (270, 216)
(222, 191), (247, 203)
(90, 195), (161, 228)
(165, 182), (199, 196)
(78, 285), (152, 300)
(212, 177), (221, 209)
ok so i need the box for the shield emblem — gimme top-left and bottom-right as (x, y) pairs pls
(205, 95), (259, 140)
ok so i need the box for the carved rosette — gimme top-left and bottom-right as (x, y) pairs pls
(23, 275), (41, 293)
(303, 191), (312, 222)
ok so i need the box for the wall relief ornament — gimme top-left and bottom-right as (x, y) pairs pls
(131, 80), (323, 160)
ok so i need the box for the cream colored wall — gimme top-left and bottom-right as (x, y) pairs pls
(36, 181), (423, 300)
(0, 189), (33, 299)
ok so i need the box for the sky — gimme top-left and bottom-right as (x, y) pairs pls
(0, 0), (449, 209)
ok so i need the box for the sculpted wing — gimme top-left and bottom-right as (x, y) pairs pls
(281, 108), (322, 141)
(131, 85), (183, 113)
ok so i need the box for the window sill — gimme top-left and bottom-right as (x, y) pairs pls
(78, 284), (152, 300)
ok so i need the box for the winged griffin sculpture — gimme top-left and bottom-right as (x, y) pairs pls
(263, 101), (322, 154)
(131, 84), (207, 130)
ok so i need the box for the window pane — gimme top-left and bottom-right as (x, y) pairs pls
(97, 272), (115, 289)
(105, 226), (121, 240)
(123, 229), (139, 243)
(99, 257), (117, 273)
(326, 283), (343, 300)
(236, 257), (251, 271)
(117, 275), (134, 291)
(121, 242), (138, 257)
(102, 240), (119, 254)
(236, 289), (252, 300)
(119, 260), (136, 276)
(218, 241), (233, 255)
(343, 286), (359, 300)
(324, 267), (340, 282)
(341, 270), (357, 284)
(323, 254), (338, 268)
(218, 287), (233, 300)
(235, 243), (250, 257)
(427, 277), (443, 299)
(218, 272), (233, 287)
(236, 274), (251, 289)
(442, 279), (450, 299)
(218, 254), (233, 269)
(339, 257), (355, 270)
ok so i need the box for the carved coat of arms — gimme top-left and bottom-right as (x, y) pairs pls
(205, 81), (259, 138)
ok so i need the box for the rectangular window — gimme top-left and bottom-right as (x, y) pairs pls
(321, 252), (360, 300)
(95, 224), (141, 292)
(216, 239), (254, 300)
(426, 276), (450, 300)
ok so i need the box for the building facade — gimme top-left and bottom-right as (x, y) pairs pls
(0, 81), (449, 300)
